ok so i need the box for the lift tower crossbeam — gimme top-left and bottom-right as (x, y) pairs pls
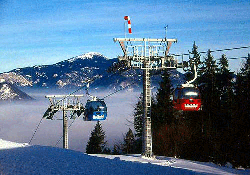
(114, 37), (177, 157)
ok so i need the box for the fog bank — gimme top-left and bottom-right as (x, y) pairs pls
(0, 89), (141, 152)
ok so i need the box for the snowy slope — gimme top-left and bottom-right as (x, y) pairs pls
(0, 139), (249, 175)
(93, 154), (249, 175)
(0, 139), (29, 149)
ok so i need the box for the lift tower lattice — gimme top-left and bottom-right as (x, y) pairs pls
(114, 38), (177, 157)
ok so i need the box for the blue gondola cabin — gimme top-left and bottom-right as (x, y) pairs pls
(84, 98), (107, 121)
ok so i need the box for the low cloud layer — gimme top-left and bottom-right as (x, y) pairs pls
(0, 89), (141, 152)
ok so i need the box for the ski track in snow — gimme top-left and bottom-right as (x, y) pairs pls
(0, 139), (249, 175)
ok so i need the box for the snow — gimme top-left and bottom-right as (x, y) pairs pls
(0, 139), (28, 150)
(68, 52), (108, 62)
(0, 139), (249, 175)
(0, 84), (18, 100)
(91, 154), (249, 175)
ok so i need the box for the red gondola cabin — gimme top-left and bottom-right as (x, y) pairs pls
(173, 84), (202, 111)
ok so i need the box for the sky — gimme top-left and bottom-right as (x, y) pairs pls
(0, 0), (250, 73)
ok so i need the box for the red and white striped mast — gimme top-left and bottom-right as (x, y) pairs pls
(124, 16), (132, 38)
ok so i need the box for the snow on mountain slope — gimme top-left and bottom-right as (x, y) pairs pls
(0, 81), (33, 100)
(68, 52), (108, 62)
(0, 139), (249, 175)
(0, 72), (32, 86)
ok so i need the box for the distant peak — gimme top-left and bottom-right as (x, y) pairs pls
(77, 52), (105, 59)
(68, 52), (108, 62)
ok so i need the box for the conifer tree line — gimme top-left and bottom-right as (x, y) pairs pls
(85, 42), (249, 168)
(134, 42), (249, 168)
(85, 121), (138, 155)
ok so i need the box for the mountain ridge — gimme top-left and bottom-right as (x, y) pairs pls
(1, 52), (185, 90)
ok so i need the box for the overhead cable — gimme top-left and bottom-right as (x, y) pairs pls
(170, 45), (250, 59)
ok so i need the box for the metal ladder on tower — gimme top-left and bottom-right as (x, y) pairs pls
(143, 63), (153, 157)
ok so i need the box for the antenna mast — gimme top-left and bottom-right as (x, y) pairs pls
(165, 25), (168, 38)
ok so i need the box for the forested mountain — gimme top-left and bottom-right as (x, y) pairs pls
(1, 52), (185, 90)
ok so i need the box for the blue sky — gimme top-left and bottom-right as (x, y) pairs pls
(0, 0), (249, 73)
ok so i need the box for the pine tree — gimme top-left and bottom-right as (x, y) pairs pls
(154, 70), (174, 126)
(133, 93), (144, 154)
(213, 54), (235, 165)
(112, 144), (121, 155)
(133, 93), (143, 139)
(192, 41), (201, 62)
(231, 54), (250, 168)
(151, 70), (175, 155)
(122, 128), (135, 154)
(86, 121), (106, 154)
(197, 50), (220, 162)
(199, 50), (219, 113)
(218, 54), (229, 73)
(217, 54), (234, 119)
(184, 41), (201, 81)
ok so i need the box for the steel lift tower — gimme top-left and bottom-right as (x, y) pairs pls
(114, 37), (177, 157)
(43, 95), (85, 149)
